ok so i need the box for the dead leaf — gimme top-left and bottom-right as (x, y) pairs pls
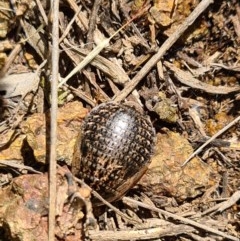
(21, 20), (46, 59)
(0, 72), (40, 98)
(62, 42), (129, 86)
(164, 61), (240, 94)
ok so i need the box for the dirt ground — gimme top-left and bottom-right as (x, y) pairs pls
(0, 0), (239, 240)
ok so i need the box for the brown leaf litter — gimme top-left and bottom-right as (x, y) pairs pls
(0, 0), (240, 240)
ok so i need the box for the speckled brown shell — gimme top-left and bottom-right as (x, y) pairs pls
(72, 102), (155, 204)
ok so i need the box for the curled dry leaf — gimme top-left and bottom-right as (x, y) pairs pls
(138, 130), (220, 202)
(152, 92), (178, 123)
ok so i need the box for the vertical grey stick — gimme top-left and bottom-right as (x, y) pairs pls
(49, 0), (59, 240)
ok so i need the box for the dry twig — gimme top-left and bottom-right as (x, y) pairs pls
(122, 197), (240, 241)
(49, 0), (59, 239)
(58, 4), (150, 87)
(182, 115), (240, 166)
(201, 190), (240, 216)
(0, 160), (42, 174)
(88, 224), (195, 241)
(113, 0), (215, 102)
(74, 176), (141, 225)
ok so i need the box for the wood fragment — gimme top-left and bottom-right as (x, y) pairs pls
(217, 190), (240, 213)
(88, 225), (195, 241)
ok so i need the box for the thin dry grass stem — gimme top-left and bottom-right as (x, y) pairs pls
(118, 2), (150, 49)
(0, 160), (42, 174)
(113, 0), (215, 102)
(0, 43), (22, 77)
(35, 0), (48, 25)
(74, 177), (141, 225)
(92, 190), (141, 225)
(68, 85), (96, 107)
(201, 190), (240, 216)
(48, 0), (59, 240)
(182, 115), (240, 166)
(58, 4), (150, 87)
(59, 5), (82, 43)
(66, 0), (89, 31)
(122, 197), (240, 241)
